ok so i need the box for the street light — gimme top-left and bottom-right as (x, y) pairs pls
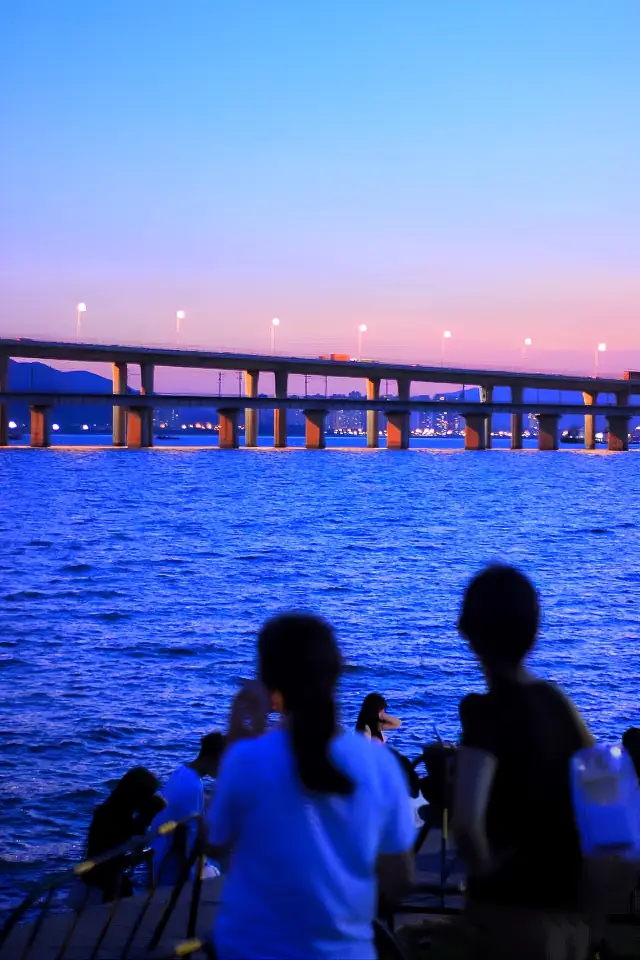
(594, 342), (606, 378)
(176, 310), (185, 343)
(441, 329), (452, 365)
(270, 317), (280, 354)
(76, 302), (87, 339)
(357, 323), (367, 359)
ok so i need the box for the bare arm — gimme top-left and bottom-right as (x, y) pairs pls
(452, 746), (497, 873)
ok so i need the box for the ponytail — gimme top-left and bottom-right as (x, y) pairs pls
(289, 691), (353, 796)
(258, 613), (354, 797)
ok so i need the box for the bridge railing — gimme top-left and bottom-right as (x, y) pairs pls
(0, 814), (216, 960)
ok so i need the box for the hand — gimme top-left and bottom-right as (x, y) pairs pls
(227, 680), (270, 745)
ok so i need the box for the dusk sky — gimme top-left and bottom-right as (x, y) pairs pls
(2, 1), (639, 380)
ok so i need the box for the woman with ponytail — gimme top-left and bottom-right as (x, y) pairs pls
(207, 613), (415, 960)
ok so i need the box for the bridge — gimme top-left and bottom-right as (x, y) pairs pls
(0, 338), (637, 451)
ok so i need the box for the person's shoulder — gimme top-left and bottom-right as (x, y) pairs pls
(459, 690), (491, 725)
(222, 728), (285, 768)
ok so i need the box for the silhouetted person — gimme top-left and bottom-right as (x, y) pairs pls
(622, 727), (640, 783)
(207, 613), (415, 959)
(453, 565), (593, 960)
(152, 732), (226, 884)
(83, 767), (162, 903)
(355, 693), (401, 742)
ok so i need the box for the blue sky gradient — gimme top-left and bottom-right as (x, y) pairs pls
(1, 1), (639, 373)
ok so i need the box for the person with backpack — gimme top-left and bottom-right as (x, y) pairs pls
(452, 564), (593, 960)
(206, 613), (415, 959)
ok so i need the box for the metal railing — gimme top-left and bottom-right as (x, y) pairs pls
(0, 815), (216, 960)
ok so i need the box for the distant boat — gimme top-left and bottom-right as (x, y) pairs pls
(561, 428), (583, 445)
(155, 432), (180, 440)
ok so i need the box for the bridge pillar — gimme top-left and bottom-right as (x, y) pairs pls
(274, 371), (288, 448)
(465, 414), (486, 450)
(0, 353), (8, 446)
(30, 405), (51, 448)
(583, 391), (597, 450)
(139, 363), (155, 448)
(218, 408), (240, 449)
(538, 414), (559, 451)
(607, 415), (630, 452)
(386, 411), (410, 449)
(304, 409), (327, 449)
(480, 386), (493, 448)
(112, 362), (128, 446)
(366, 378), (380, 447)
(126, 407), (147, 448)
(244, 370), (259, 447)
(511, 386), (523, 449)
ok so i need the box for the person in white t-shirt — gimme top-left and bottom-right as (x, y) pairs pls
(206, 613), (416, 960)
(152, 732), (225, 885)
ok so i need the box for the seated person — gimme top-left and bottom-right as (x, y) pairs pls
(152, 732), (226, 885)
(81, 767), (163, 903)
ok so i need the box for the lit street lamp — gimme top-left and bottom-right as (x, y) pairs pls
(441, 329), (452, 365)
(270, 317), (280, 354)
(176, 310), (185, 343)
(594, 342), (606, 378)
(357, 323), (367, 359)
(76, 302), (87, 340)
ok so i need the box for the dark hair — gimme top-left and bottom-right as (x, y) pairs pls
(108, 766), (159, 813)
(198, 732), (226, 761)
(258, 613), (353, 796)
(459, 564), (540, 668)
(355, 693), (387, 741)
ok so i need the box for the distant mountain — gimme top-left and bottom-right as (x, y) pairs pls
(7, 361), (126, 431)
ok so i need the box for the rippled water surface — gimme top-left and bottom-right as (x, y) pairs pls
(1, 445), (640, 908)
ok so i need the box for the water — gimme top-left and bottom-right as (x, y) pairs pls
(1, 442), (640, 910)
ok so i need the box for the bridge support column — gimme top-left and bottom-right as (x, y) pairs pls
(30, 405), (51, 448)
(218, 409), (239, 449)
(139, 363), (155, 448)
(511, 386), (523, 450)
(366, 379), (380, 447)
(480, 386), (493, 449)
(0, 354), (8, 446)
(583, 391), (597, 450)
(607, 416), (630, 452)
(386, 411), (410, 449)
(244, 371), (259, 447)
(304, 409), (327, 449)
(274, 372), (288, 448)
(538, 414), (559, 451)
(112, 362), (128, 446)
(126, 407), (148, 448)
(465, 415), (486, 450)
